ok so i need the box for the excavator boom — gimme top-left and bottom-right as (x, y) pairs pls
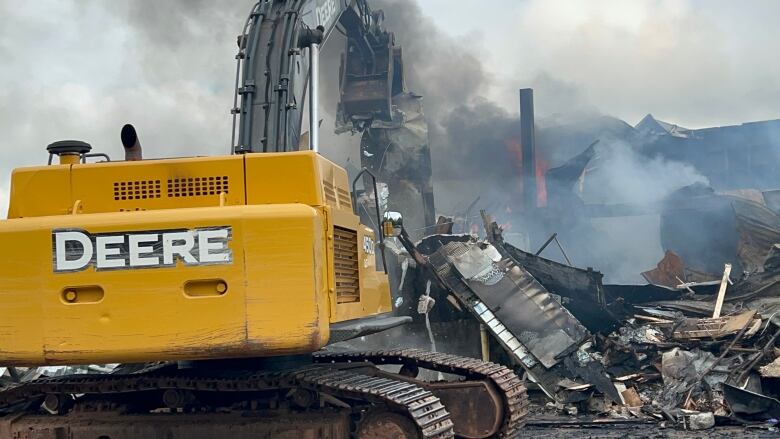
(234, 0), (404, 153)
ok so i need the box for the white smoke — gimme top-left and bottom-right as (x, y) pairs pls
(582, 139), (709, 206)
(572, 139), (710, 283)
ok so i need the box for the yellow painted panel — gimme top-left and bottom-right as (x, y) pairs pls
(244, 150), (354, 213)
(0, 204), (328, 366)
(70, 155), (246, 214)
(318, 155), (353, 211)
(245, 151), (324, 206)
(7, 165), (72, 218)
(333, 224), (392, 322)
(9, 152), (357, 216)
(2, 150), (393, 366)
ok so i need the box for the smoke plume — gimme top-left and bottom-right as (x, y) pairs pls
(374, 0), (718, 282)
(582, 139), (709, 206)
(1, 0), (778, 284)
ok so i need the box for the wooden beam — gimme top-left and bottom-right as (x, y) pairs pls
(712, 263), (732, 318)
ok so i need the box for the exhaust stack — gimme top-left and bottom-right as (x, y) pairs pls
(308, 41), (320, 153)
(121, 124), (142, 161)
(297, 26), (324, 154)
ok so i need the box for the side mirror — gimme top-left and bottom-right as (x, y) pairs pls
(382, 211), (403, 238)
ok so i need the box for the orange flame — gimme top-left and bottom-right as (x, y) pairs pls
(504, 137), (524, 199)
(536, 156), (547, 208)
(505, 137), (547, 209)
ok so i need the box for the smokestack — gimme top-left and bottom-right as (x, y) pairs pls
(519, 88), (537, 212)
(121, 124), (142, 161)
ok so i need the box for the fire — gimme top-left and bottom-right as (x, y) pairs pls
(504, 137), (524, 199)
(504, 137), (547, 209)
(536, 156), (547, 208)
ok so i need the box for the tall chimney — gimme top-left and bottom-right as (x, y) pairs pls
(519, 88), (537, 212)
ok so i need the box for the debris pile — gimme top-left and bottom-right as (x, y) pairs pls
(387, 201), (780, 432)
(0, 364), (117, 389)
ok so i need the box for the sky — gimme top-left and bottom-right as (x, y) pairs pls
(416, 0), (780, 126)
(1, 0), (779, 217)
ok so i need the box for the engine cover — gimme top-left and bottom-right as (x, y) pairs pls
(0, 203), (331, 366)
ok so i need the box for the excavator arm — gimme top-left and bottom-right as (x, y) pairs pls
(232, 0), (404, 153)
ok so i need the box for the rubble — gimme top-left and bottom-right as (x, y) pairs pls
(682, 411), (715, 430)
(671, 311), (760, 340)
(0, 364), (117, 389)
(723, 383), (780, 420)
(383, 200), (780, 433)
(759, 356), (780, 377)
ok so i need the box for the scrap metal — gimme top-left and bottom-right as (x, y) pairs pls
(379, 198), (780, 432)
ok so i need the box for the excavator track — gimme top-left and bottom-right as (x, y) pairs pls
(315, 349), (528, 438)
(0, 363), (454, 439)
(294, 367), (455, 438)
(0, 350), (525, 438)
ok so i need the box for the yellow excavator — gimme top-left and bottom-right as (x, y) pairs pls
(0, 1), (527, 438)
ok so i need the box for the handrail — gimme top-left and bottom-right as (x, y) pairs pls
(351, 168), (387, 273)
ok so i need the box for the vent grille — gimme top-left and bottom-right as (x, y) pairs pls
(323, 182), (338, 205)
(113, 180), (162, 200)
(337, 187), (352, 209)
(334, 227), (360, 304)
(323, 181), (353, 209)
(168, 176), (229, 198)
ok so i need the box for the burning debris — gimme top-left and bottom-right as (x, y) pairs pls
(342, 81), (780, 434)
(377, 205), (780, 432)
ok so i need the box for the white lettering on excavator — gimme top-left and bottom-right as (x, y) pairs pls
(363, 235), (375, 255)
(52, 227), (232, 272)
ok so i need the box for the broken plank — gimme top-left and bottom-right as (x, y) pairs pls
(712, 263), (732, 319)
(634, 315), (674, 324)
